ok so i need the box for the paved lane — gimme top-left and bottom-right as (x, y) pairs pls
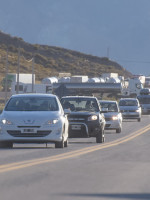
(0, 115), (150, 200)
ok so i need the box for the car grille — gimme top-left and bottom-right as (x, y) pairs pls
(123, 115), (139, 118)
(105, 124), (111, 128)
(69, 125), (88, 138)
(17, 126), (41, 128)
(68, 115), (87, 122)
(122, 110), (137, 112)
(104, 117), (112, 121)
(7, 130), (51, 137)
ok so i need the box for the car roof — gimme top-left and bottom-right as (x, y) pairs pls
(61, 96), (97, 99)
(119, 98), (137, 101)
(11, 93), (57, 98)
(99, 100), (117, 103)
(138, 95), (150, 98)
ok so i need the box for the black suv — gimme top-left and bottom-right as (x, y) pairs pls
(61, 96), (105, 143)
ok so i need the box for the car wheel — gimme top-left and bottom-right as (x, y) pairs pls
(55, 139), (64, 148)
(0, 142), (13, 148)
(96, 128), (104, 143)
(138, 118), (141, 122)
(116, 127), (122, 133)
(102, 134), (105, 143)
(64, 139), (68, 147)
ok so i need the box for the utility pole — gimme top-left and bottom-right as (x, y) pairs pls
(16, 47), (20, 94)
(107, 47), (110, 59)
(5, 49), (8, 104)
(32, 55), (35, 93)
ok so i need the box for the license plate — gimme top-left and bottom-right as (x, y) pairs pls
(23, 129), (36, 133)
(71, 125), (81, 130)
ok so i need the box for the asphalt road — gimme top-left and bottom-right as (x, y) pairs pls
(1, 115), (150, 200)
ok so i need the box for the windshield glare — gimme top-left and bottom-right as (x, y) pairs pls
(100, 102), (118, 112)
(138, 97), (150, 104)
(5, 97), (59, 111)
(119, 100), (138, 106)
(61, 98), (99, 112)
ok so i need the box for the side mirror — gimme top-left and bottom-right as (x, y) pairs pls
(64, 108), (71, 115)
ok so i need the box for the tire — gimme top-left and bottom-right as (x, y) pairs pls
(0, 142), (13, 148)
(55, 139), (64, 148)
(138, 118), (141, 122)
(96, 128), (104, 143)
(55, 126), (66, 148)
(64, 139), (68, 147)
(116, 127), (122, 133)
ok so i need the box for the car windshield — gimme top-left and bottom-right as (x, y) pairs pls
(100, 102), (118, 112)
(5, 97), (59, 111)
(138, 97), (150, 104)
(119, 100), (138, 106)
(61, 98), (99, 112)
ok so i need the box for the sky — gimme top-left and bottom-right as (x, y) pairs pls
(0, 0), (150, 76)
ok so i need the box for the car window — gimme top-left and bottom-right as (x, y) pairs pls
(119, 100), (138, 106)
(100, 102), (118, 112)
(138, 97), (150, 104)
(61, 98), (99, 112)
(5, 97), (59, 111)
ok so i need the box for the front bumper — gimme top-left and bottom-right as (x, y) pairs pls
(0, 124), (64, 143)
(105, 120), (121, 130)
(121, 112), (141, 119)
(142, 108), (150, 115)
(68, 121), (102, 138)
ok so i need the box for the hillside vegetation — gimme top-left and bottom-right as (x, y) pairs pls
(0, 31), (132, 88)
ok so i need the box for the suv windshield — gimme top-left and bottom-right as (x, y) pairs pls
(5, 97), (59, 111)
(61, 98), (99, 112)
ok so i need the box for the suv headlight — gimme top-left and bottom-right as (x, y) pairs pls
(135, 109), (140, 112)
(112, 116), (118, 120)
(46, 119), (59, 125)
(88, 115), (98, 121)
(1, 119), (13, 125)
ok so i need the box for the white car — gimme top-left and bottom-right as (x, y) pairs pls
(119, 98), (141, 122)
(0, 94), (69, 148)
(99, 100), (122, 133)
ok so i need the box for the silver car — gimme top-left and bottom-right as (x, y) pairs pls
(99, 100), (122, 133)
(0, 94), (69, 148)
(119, 98), (141, 122)
(137, 95), (150, 114)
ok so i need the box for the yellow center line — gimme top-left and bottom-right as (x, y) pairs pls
(0, 124), (150, 173)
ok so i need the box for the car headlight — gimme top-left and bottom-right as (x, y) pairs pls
(88, 115), (98, 121)
(46, 119), (59, 125)
(135, 109), (140, 112)
(112, 116), (118, 120)
(1, 119), (13, 125)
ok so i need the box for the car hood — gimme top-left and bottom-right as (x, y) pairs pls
(68, 111), (99, 116)
(119, 106), (138, 110)
(0, 111), (60, 125)
(103, 112), (119, 117)
(141, 104), (150, 108)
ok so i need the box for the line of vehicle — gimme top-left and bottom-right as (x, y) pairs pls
(0, 124), (150, 174)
